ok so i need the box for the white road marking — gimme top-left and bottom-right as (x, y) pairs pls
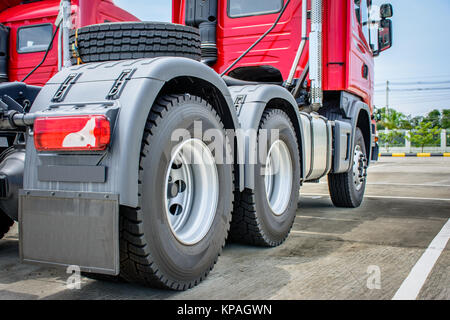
(392, 219), (450, 300)
(301, 193), (450, 202)
(296, 215), (360, 222)
(291, 230), (342, 237)
(318, 182), (450, 187)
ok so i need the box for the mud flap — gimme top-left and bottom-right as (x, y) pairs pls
(19, 190), (119, 275)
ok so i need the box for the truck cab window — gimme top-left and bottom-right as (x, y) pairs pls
(17, 24), (53, 53)
(228, 0), (283, 18)
(355, 0), (370, 44)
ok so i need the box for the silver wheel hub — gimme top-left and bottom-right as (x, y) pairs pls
(264, 140), (293, 216)
(164, 138), (219, 245)
(353, 145), (368, 191)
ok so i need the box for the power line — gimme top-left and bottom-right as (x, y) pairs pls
(375, 89), (448, 97)
(375, 74), (450, 83)
(374, 95), (450, 104)
(377, 93), (450, 100)
(375, 80), (450, 87)
(375, 87), (450, 93)
(377, 97), (450, 105)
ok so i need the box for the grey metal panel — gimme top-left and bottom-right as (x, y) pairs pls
(19, 190), (119, 275)
(325, 120), (333, 175)
(228, 84), (307, 188)
(333, 120), (352, 173)
(299, 112), (312, 178)
(339, 92), (373, 169)
(307, 116), (329, 180)
(38, 165), (106, 183)
(25, 57), (241, 207)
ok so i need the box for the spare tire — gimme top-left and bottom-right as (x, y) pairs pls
(69, 22), (201, 64)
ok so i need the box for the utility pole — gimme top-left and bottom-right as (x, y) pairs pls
(385, 80), (390, 119)
(385, 80), (389, 139)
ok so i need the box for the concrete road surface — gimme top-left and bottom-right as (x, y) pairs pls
(0, 157), (449, 300)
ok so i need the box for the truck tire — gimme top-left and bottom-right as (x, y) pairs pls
(69, 22), (201, 64)
(230, 109), (300, 247)
(328, 128), (368, 208)
(119, 94), (233, 290)
(0, 210), (13, 240)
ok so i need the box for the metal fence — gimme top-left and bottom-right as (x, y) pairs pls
(379, 129), (449, 153)
(447, 130), (450, 147)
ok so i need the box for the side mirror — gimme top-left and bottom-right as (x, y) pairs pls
(380, 3), (393, 19)
(376, 113), (382, 122)
(377, 19), (393, 54)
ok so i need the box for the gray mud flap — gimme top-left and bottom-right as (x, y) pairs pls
(19, 190), (119, 275)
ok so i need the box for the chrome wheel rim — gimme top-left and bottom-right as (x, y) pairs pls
(353, 144), (367, 191)
(264, 140), (293, 216)
(164, 138), (219, 245)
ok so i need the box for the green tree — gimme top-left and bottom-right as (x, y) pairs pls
(409, 115), (424, 128)
(423, 109), (442, 128)
(378, 130), (402, 152)
(442, 109), (450, 129)
(408, 122), (441, 152)
(375, 107), (409, 130)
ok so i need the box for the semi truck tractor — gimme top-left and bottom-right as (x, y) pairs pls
(0, 0), (393, 290)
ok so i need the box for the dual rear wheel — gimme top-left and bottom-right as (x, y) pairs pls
(118, 100), (301, 290)
(116, 95), (366, 290)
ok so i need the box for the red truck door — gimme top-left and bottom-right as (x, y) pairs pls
(216, 0), (306, 80)
(347, 0), (374, 107)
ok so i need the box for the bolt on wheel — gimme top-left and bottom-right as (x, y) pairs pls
(264, 140), (293, 216)
(164, 138), (219, 245)
(352, 144), (368, 191)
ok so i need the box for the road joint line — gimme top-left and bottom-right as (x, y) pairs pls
(301, 193), (450, 201)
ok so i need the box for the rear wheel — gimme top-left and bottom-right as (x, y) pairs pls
(0, 210), (13, 240)
(119, 94), (233, 290)
(328, 128), (368, 208)
(230, 109), (300, 247)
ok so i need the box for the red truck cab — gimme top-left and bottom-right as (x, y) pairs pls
(0, 0), (139, 86)
(174, 0), (384, 111)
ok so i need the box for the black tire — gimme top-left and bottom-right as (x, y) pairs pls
(0, 209), (13, 240)
(119, 94), (233, 290)
(69, 22), (201, 64)
(328, 128), (368, 208)
(0, 147), (20, 238)
(230, 109), (301, 247)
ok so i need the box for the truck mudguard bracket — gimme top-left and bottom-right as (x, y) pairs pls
(52, 73), (82, 103)
(106, 68), (136, 100)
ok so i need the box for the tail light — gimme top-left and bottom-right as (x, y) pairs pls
(34, 115), (111, 151)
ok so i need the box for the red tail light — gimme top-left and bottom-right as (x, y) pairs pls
(34, 115), (111, 151)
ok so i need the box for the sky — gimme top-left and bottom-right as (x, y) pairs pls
(115, 0), (450, 117)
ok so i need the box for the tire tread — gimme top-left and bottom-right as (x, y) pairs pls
(119, 94), (233, 290)
(229, 109), (298, 247)
(70, 22), (201, 64)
